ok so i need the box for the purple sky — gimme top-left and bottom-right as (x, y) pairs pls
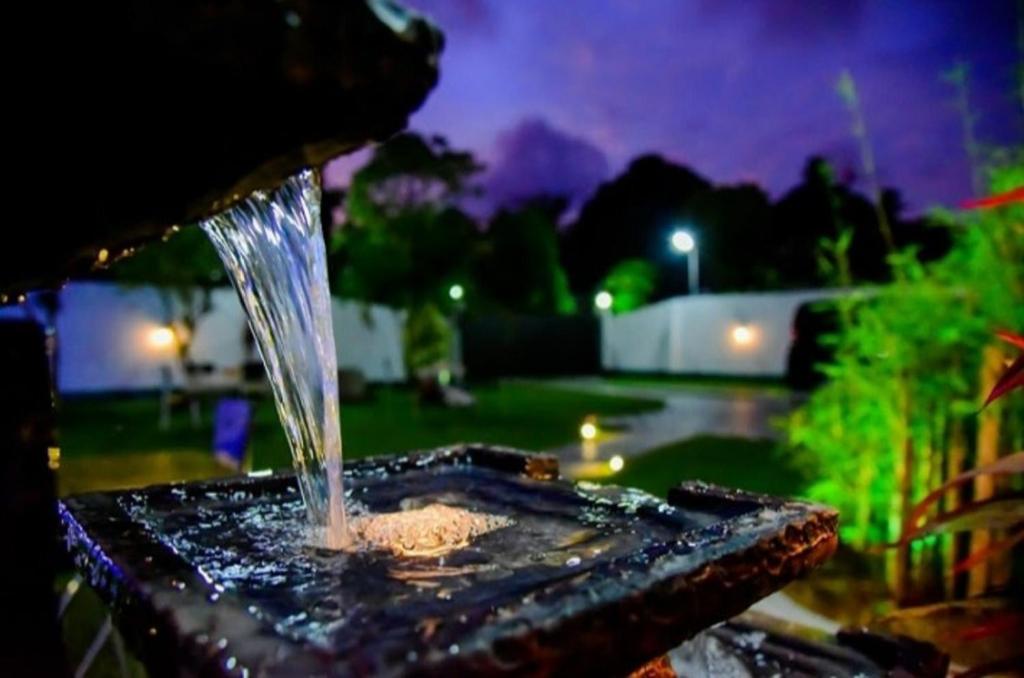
(327, 0), (1021, 214)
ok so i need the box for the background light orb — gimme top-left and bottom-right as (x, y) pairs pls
(594, 290), (613, 310)
(609, 455), (625, 472)
(448, 283), (465, 301)
(580, 421), (598, 440)
(730, 324), (756, 347)
(670, 229), (695, 253)
(147, 326), (176, 350)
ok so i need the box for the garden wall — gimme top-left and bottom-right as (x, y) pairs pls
(600, 289), (846, 377)
(0, 283), (406, 392)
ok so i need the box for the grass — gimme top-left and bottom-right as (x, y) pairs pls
(598, 434), (809, 500)
(56, 382), (661, 493)
(602, 372), (789, 395)
(58, 451), (233, 496)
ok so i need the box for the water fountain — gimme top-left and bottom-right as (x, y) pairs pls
(52, 164), (840, 674)
(4, 1), (934, 675)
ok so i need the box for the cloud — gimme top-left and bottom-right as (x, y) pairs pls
(483, 118), (609, 215)
(699, 0), (866, 44)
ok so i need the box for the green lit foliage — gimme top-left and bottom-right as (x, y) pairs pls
(788, 152), (1024, 566)
(335, 133), (482, 310)
(403, 303), (454, 374)
(599, 259), (658, 314)
(334, 134), (483, 374)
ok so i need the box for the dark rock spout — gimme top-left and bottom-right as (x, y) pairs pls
(6, 0), (442, 296)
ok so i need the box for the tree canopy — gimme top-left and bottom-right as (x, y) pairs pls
(561, 154), (952, 303)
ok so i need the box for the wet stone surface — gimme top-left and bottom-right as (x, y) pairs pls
(60, 445), (838, 677)
(118, 465), (692, 653)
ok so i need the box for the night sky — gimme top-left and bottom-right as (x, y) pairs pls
(328, 0), (1021, 215)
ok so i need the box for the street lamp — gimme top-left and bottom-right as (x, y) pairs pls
(669, 228), (699, 294)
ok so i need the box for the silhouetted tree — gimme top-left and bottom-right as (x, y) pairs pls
(686, 184), (774, 291)
(561, 154), (711, 297)
(771, 157), (951, 286)
(474, 204), (576, 315)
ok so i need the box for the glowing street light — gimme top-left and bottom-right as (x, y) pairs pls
(609, 455), (625, 472)
(669, 228), (699, 294)
(594, 290), (613, 311)
(670, 229), (695, 253)
(448, 283), (465, 302)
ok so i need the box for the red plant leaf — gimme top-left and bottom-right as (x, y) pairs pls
(984, 355), (1024, 407)
(903, 452), (1024, 538)
(996, 330), (1024, 351)
(953, 528), (1024, 574)
(960, 186), (1024, 210)
(948, 610), (1024, 642)
(896, 496), (1024, 544)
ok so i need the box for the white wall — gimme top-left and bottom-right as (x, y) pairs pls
(0, 283), (849, 388)
(0, 282), (406, 393)
(601, 289), (846, 377)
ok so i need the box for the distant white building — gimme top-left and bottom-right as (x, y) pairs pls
(0, 282), (407, 393)
(601, 289), (846, 377)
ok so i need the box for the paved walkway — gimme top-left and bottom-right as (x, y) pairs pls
(535, 378), (802, 477)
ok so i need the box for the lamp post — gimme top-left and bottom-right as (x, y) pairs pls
(669, 228), (699, 294)
(448, 284), (466, 385)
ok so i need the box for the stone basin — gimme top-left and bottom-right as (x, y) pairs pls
(59, 444), (837, 676)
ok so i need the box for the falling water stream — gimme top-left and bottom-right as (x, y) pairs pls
(201, 169), (508, 553)
(202, 170), (348, 547)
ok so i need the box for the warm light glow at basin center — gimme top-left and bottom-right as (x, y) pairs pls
(349, 504), (513, 557)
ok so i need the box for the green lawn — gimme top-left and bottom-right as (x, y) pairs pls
(603, 372), (789, 395)
(56, 382), (661, 493)
(600, 435), (809, 500)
